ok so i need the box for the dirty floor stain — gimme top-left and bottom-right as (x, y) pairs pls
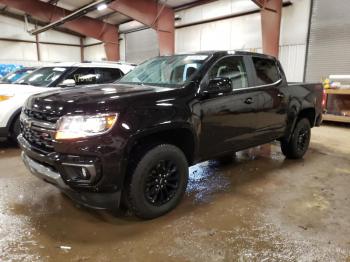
(0, 124), (350, 261)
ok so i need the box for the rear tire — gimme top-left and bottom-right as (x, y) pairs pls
(126, 144), (188, 219)
(281, 118), (311, 159)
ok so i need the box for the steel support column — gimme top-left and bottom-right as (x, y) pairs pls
(252, 0), (282, 57)
(0, 0), (119, 60)
(108, 0), (175, 55)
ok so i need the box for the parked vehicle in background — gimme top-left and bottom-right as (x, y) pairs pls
(19, 51), (323, 219)
(0, 67), (37, 84)
(0, 64), (22, 79)
(0, 62), (135, 141)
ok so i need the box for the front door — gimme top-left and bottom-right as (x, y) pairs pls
(199, 55), (258, 159)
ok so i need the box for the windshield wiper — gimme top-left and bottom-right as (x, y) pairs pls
(119, 82), (145, 86)
(19, 82), (29, 85)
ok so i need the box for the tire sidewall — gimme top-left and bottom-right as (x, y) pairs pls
(291, 118), (311, 158)
(129, 144), (188, 219)
(11, 117), (21, 142)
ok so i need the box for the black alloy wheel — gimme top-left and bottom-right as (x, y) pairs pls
(144, 160), (180, 206)
(296, 126), (310, 153)
(126, 144), (188, 219)
(281, 118), (311, 159)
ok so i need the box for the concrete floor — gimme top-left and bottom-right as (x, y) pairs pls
(0, 124), (350, 262)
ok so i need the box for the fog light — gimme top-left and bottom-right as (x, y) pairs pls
(62, 163), (97, 184)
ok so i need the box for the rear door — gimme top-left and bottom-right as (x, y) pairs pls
(199, 55), (259, 158)
(251, 56), (288, 141)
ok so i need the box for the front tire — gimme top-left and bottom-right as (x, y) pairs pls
(10, 117), (21, 143)
(126, 144), (189, 219)
(281, 118), (311, 159)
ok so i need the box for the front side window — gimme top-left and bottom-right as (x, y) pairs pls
(252, 57), (281, 85)
(208, 56), (248, 90)
(62, 68), (99, 86)
(118, 55), (209, 87)
(16, 67), (68, 87)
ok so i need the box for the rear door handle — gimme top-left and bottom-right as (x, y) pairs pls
(244, 97), (253, 104)
(277, 93), (285, 98)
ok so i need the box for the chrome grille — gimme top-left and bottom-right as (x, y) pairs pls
(23, 109), (60, 123)
(21, 111), (58, 152)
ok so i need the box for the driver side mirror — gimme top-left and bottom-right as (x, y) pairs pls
(203, 77), (232, 95)
(59, 79), (76, 87)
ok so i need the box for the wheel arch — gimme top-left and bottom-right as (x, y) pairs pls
(125, 124), (198, 167)
(297, 107), (316, 127)
(5, 107), (22, 137)
(284, 106), (316, 142)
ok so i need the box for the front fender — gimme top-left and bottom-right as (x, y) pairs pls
(125, 121), (198, 157)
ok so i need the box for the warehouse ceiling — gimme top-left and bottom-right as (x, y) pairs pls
(0, 0), (212, 36)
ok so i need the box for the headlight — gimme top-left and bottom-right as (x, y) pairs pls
(0, 95), (13, 102)
(55, 113), (118, 140)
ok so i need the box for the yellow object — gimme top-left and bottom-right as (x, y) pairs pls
(106, 115), (117, 129)
(322, 78), (331, 89)
(0, 95), (13, 102)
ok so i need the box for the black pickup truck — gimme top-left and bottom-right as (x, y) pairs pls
(19, 51), (323, 219)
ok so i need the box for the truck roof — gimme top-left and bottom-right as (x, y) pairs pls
(175, 50), (277, 60)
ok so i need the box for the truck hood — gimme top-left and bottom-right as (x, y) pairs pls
(26, 83), (176, 117)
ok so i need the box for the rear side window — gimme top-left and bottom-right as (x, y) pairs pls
(252, 57), (281, 85)
(96, 68), (123, 84)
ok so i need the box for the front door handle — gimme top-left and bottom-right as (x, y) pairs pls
(244, 97), (253, 104)
(277, 93), (285, 98)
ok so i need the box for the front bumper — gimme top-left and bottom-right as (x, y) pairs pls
(19, 135), (122, 210)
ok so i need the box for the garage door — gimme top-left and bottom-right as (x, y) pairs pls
(305, 0), (350, 82)
(125, 28), (159, 64)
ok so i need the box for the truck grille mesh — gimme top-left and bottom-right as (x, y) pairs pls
(23, 109), (60, 123)
(21, 110), (58, 152)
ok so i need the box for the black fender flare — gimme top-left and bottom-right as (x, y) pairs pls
(124, 122), (199, 160)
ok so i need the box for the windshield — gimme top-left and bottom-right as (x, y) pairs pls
(118, 54), (209, 87)
(16, 67), (68, 87)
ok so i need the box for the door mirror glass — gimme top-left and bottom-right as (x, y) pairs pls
(203, 77), (232, 94)
(59, 79), (76, 87)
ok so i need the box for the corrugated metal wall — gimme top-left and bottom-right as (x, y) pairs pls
(125, 29), (159, 64)
(175, 0), (311, 82)
(279, 44), (307, 82)
(305, 0), (350, 82)
(0, 15), (81, 63)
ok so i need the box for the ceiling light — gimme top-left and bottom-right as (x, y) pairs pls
(97, 3), (107, 11)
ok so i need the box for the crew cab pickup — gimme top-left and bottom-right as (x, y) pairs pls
(19, 51), (323, 219)
(0, 62), (135, 141)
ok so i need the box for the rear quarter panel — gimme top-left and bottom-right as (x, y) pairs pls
(287, 82), (323, 119)
(283, 82), (323, 139)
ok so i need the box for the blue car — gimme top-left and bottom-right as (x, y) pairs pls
(0, 67), (37, 84)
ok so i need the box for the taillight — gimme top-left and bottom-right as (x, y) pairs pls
(321, 89), (327, 110)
